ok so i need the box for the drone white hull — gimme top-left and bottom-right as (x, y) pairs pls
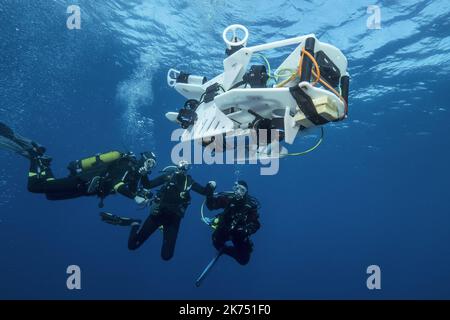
(166, 26), (349, 155)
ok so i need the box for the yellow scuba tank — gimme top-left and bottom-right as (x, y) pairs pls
(68, 151), (123, 175)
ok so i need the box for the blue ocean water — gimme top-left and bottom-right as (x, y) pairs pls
(0, 0), (449, 299)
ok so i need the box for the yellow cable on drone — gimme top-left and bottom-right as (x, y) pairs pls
(256, 127), (324, 159)
(281, 127), (324, 158)
(253, 53), (272, 79)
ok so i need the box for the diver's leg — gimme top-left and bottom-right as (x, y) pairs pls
(160, 215), (181, 261)
(213, 229), (251, 264)
(212, 227), (228, 251)
(128, 207), (161, 250)
(28, 161), (81, 199)
(27, 157), (55, 193)
(28, 173), (84, 196)
(45, 191), (85, 200)
(227, 238), (253, 265)
(27, 158), (87, 198)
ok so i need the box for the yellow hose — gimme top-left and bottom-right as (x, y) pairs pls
(282, 127), (324, 157)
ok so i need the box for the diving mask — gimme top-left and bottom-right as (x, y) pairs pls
(233, 182), (248, 200)
(178, 160), (190, 171)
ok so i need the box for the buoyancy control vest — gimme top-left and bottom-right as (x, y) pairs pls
(220, 193), (259, 228)
(156, 170), (192, 209)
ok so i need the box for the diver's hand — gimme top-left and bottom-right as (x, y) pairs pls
(134, 195), (148, 205)
(138, 167), (149, 176)
(207, 181), (217, 189)
(135, 189), (153, 208)
(206, 181), (217, 195)
(137, 188), (152, 199)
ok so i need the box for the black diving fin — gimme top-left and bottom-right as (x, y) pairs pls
(100, 212), (141, 227)
(195, 249), (223, 287)
(0, 122), (46, 158)
(0, 122), (16, 140)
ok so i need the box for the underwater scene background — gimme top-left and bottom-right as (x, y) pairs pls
(0, 0), (449, 299)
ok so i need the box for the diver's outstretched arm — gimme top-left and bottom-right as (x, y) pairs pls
(145, 174), (170, 189)
(206, 193), (230, 210)
(128, 209), (161, 251)
(140, 174), (152, 188)
(112, 181), (136, 199)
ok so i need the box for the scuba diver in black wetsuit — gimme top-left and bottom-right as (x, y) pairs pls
(100, 160), (216, 261)
(0, 122), (156, 207)
(30, 150), (156, 207)
(204, 180), (261, 265)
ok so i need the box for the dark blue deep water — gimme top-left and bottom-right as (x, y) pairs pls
(1, 0), (449, 299)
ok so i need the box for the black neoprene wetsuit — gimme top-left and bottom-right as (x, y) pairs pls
(127, 170), (208, 260)
(206, 193), (260, 265)
(27, 156), (151, 201)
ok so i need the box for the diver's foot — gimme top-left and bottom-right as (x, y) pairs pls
(27, 143), (50, 165)
(87, 176), (101, 194)
(27, 141), (46, 157)
(100, 212), (141, 227)
(40, 154), (52, 163)
(36, 155), (52, 169)
(31, 142), (46, 155)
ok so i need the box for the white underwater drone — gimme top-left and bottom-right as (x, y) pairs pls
(166, 24), (349, 158)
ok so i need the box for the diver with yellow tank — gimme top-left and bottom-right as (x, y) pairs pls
(0, 122), (156, 207)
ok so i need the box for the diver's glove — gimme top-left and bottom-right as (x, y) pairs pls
(205, 181), (217, 195)
(134, 188), (153, 206)
(134, 196), (148, 205)
(137, 188), (153, 199)
(138, 167), (149, 176)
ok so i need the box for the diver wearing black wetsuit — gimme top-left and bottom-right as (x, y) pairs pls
(0, 122), (156, 205)
(102, 161), (214, 261)
(27, 151), (156, 204)
(206, 181), (260, 265)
